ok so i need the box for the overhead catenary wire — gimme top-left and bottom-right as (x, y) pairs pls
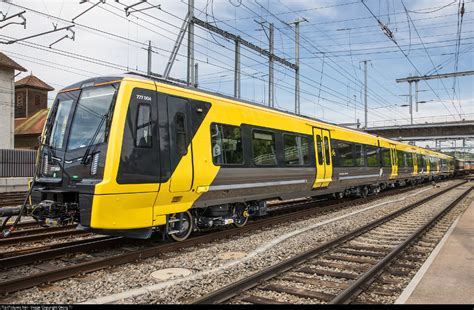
(244, 0), (407, 120)
(360, 0), (460, 120)
(108, 0), (393, 118)
(3, 1), (470, 124)
(400, 0), (463, 117)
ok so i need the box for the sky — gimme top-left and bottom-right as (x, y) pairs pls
(0, 0), (472, 133)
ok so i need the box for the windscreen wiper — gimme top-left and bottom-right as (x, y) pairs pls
(80, 115), (106, 165)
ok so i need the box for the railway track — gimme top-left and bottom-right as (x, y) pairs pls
(191, 182), (471, 304)
(0, 179), (439, 249)
(0, 192), (26, 208)
(0, 226), (89, 247)
(0, 179), (463, 296)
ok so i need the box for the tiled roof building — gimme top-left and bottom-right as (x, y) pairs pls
(14, 74), (54, 149)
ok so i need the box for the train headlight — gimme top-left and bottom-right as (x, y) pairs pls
(43, 154), (49, 175)
(90, 153), (99, 176)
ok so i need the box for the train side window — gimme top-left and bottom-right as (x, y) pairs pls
(252, 130), (277, 166)
(175, 113), (187, 155)
(406, 152), (413, 167)
(211, 123), (243, 165)
(337, 141), (354, 167)
(398, 152), (406, 168)
(316, 135), (323, 165)
(354, 144), (364, 167)
(382, 149), (391, 167)
(418, 155), (424, 168)
(366, 146), (379, 167)
(324, 136), (331, 165)
(283, 134), (310, 166)
(136, 103), (152, 148)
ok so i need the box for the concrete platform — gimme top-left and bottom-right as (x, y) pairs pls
(397, 199), (474, 304)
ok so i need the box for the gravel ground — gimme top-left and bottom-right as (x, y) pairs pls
(356, 187), (474, 304)
(0, 179), (465, 304)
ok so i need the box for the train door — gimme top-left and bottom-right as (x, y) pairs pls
(167, 95), (194, 192)
(390, 144), (398, 178)
(312, 128), (333, 188)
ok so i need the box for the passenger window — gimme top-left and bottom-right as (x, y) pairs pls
(136, 103), (152, 148)
(175, 113), (187, 155)
(418, 155), (424, 168)
(252, 130), (277, 166)
(337, 142), (354, 167)
(283, 134), (310, 166)
(366, 146), (379, 167)
(398, 152), (406, 168)
(382, 149), (391, 167)
(354, 144), (364, 167)
(324, 137), (331, 165)
(316, 135), (323, 165)
(211, 123), (243, 165)
(406, 153), (413, 167)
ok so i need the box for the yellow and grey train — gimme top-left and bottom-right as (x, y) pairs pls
(22, 73), (455, 241)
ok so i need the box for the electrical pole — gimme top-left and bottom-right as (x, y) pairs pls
(353, 94), (357, 124)
(269, 23), (274, 108)
(361, 60), (369, 129)
(295, 21), (299, 114)
(234, 39), (241, 98)
(194, 63), (199, 88)
(187, 0), (195, 87)
(147, 40), (152, 76)
(415, 80), (419, 112)
(409, 81), (413, 125)
(289, 18), (307, 115)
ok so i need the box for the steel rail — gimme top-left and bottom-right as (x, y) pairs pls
(191, 181), (467, 304)
(0, 229), (90, 246)
(8, 225), (77, 238)
(329, 185), (473, 304)
(0, 180), (460, 295)
(0, 236), (120, 268)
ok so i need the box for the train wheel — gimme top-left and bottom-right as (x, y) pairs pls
(360, 186), (369, 198)
(232, 204), (249, 228)
(169, 211), (193, 242)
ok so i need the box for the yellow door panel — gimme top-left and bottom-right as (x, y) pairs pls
(313, 130), (324, 188)
(170, 143), (194, 192)
(312, 128), (333, 188)
(390, 144), (397, 179)
(412, 153), (418, 176)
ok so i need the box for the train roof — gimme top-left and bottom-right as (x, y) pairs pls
(59, 73), (453, 160)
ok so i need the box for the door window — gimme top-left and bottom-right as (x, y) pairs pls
(324, 136), (331, 165)
(136, 103), (152, 148)
(316, 135), (323, 165)
(175, 113), (187, 155)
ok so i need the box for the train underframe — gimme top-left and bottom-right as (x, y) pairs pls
(7, 172), (453, 241)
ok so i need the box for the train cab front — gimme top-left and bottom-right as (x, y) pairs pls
(31, 77), (120, 229)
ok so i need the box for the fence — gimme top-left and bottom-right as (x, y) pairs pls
(0, 149), (37, 177)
